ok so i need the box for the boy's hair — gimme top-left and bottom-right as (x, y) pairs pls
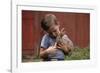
(41, 14), (57, 31)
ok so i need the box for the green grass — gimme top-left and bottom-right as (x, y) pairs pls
(65, 47), (90, 60)
(22, 47), (90, 62)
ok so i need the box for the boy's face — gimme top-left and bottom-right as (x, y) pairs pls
(45, 15), (60, 38)
(48, 24), (60, 38)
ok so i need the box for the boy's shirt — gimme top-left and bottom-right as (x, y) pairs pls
(40, 34), (73, 60)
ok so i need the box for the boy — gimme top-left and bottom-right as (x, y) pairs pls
(40, 14), (73, 61)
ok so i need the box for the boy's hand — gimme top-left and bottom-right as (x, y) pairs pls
(57, 42), (69, 52)
(46, 43), (57, 54)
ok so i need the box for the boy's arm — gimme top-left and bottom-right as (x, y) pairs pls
(40, 48), (48, 59)
(40, 46), (57, 59)
(57, 43), (69, 54)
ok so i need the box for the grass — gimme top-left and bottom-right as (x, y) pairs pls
(22, 47), (90, 62)
(65, 47), (90, 60)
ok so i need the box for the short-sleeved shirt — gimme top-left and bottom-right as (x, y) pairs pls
(40, 34), (73, 60)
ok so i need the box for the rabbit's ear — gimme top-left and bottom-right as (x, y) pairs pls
(54, 42), (57, 47)
(61, 28), (64, 32)
(60, 28), (65, 37)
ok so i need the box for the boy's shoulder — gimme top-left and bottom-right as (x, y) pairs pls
(43, 34), (49, 37)
(42, 34), (50, 40)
